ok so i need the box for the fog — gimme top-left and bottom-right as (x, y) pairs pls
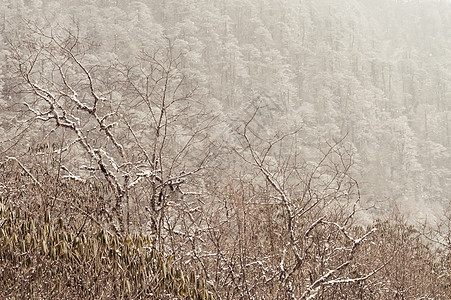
(0, 0), (450, 299)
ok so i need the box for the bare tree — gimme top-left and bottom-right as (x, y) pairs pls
(5, 19), (447, 300)
(5, 22), (214, 246)
(160, 105), (388, 299)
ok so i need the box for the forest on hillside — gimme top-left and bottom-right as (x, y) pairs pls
(0, 0), (450, 299)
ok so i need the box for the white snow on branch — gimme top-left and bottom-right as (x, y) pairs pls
(99, 149), (119, 171)
(61, 165), (86, 183)
(136, 169), (154, 177)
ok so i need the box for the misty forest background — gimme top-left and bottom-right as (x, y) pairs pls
(0, 0), (450, 299)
